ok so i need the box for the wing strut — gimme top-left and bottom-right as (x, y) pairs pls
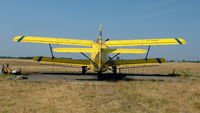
(110, 53), (120, 61)
(49, 44), (54, 59)
(145, 45), (151, 61)
(80, 52), (100, 71)
(102, 53), (120, 68)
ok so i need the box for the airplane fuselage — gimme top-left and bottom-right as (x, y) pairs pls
(88, 24), (111, 73)
(90, 42), (109, 72)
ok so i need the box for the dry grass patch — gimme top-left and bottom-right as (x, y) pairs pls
(119, 62), (200, 77)
(0, 80), (200, 113)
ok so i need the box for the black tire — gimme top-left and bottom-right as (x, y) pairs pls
(97, 71), (103, 80)
(112, 66), (117, 74)
(82, 66), (87, 74)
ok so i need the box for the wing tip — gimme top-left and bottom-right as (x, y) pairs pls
(33, 56), (43, 62)
(156, 58), (166, 64)
(176, 38), (187, 45)
(13, 36), (26, 42)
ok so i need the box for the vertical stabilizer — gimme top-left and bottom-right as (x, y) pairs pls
(99, 24), (102, 37)
(97, 24), (103, 43)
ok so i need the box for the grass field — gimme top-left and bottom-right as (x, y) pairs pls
(0, 80), (200, 113)
(0, 58), (200, 113)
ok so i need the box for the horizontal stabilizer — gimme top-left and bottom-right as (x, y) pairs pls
(112, 58), (166, 66)
(53, 48), (94, 53)
(13, 36), (94, 46)
(33, 56), (90, 66)
(103, 48), (147, 53)
(105, 38), (186, 47)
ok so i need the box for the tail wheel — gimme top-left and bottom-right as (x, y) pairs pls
(97, 71), (103, 80)
(82, 66), (87, 74)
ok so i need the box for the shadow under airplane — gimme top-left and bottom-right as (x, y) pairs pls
(40, 72), (176, 81)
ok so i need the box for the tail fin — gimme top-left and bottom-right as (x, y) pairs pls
(99, 24), (102, 38)
(97, 24), (102, 43)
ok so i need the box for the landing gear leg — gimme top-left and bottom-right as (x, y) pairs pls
(112, 66), (117, 80)
(82, 66), (87, 74)
(112, 66), (117, 74)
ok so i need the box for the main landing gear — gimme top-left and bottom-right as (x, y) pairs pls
(82, 66), (87, 74)
(97, 71), (103, 80)
(112, 66), (117, 74)
(97, 66), (117, 80)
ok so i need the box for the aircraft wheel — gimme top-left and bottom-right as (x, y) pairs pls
(112, 66), (117, 74)
(97, 71), (103, 80)
(82, 66), (87, 74)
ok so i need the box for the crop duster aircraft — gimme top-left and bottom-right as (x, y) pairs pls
(13, 24), (186, 78)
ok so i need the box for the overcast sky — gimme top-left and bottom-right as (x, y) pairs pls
(0, 0), (199, 60)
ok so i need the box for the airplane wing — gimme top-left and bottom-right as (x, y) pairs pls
(103, 48), (147, 53)
(53, 48), (94, 53)
(33, 56), (90, 66)
(112, 58), (166, 66)
(53, 48), (147, 53)
(13, 36), (94, 46)
(105, 38), (186, 47)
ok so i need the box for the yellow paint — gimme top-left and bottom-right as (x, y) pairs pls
(13, 36), (93, 46)
(90, 42), (109, 72)
(105, 38), (186, 46)
(113, 58), (166, 66)
(103, 48), (147, 53)
(33, 56), (90, 66)
(53, 48), (94, 53)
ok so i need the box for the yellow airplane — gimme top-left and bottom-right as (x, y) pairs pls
(13, 24), (186, 78)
